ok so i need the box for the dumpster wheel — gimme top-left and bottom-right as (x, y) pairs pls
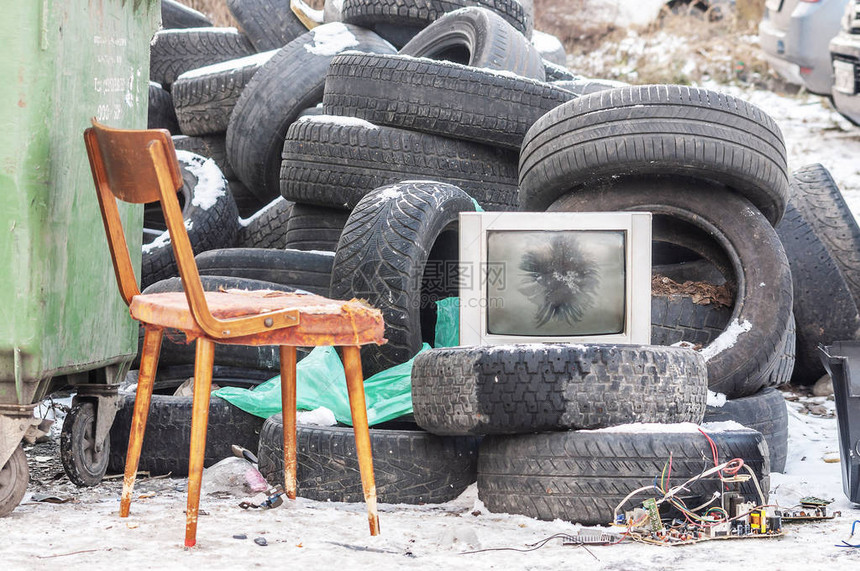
(61, 402), (110, 487)
(0, 445), (29, 517)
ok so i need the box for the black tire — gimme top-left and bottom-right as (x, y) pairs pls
(226, 0), (308, 52)
(519, 85), (789, 226)
(226, 24), (396, 202)
(60, 402), (110, 487)
(531, 30), (566, 66)
(148, 82), (180, 134)
(776, 199), (860, 384)
(704, 387), (788, 473)
(550, 180), (794, 400)
(543, 59), (578, 81)
(341, 0), (531, 47)
(411, 344), (708, 435)
(283, 203), (350, 251)
(399, 7), (545, 80)
(331, 182), (475, 376)
(149, 27), (255, 88)
(0, 446), (28, 517)
(195, 248), (333, 295)
(229, 180), (268, 218)
(172, 50), (277, 136)
(161, 0), (213, 29)
(257, 414), (480, 504)
(237, 197), (294, 248)
(787, 163), (860, 321)
(139, 276), (298, 372)
(651, 294), (732, 348)
(478, 426), (770, 525)
(280, 116), (519, 210)
(141, 151), (240, 289)
(322, 53), (575, 150)
(107, 394), (265, 476)
(172, 134), (236, 180)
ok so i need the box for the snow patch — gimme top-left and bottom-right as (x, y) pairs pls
(296, 406), (337, 426)
(297, 114), (378, 129)
(175, 150), (227, 211)
(238, 197), (284, 227)
(157, 26), (240, 35)
(707, 390), (727, 408)
(699, 318), (752, 361)
(305, 23), (358, 56)
(376, 187), (403, 200)
(176, 49), (277, 80)
(592, 420), (747, 434)
(142, 219), (193, 254)
(299, 250), (336, 257)
(531, 30), (564, 55)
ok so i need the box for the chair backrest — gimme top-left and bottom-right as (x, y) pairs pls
(84, 118), (212, 326)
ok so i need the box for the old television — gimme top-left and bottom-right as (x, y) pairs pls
(458, 212), (652, 346)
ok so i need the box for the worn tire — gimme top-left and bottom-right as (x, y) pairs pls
(172, 134), (236, 180)
(226, 0), (308, 52)
(553, 78), (627, 96)
(520, 85), (789, 226)
(478, 426), (770, 525)
(341, 0), (531, 47)
(107, 394), (265, 476)
(280, 116), (519, 210)
(149, 27), (255, 88)
(0, 446), (28, 517)
(283, 203), (349, 251)
(172, 50), (277, 136)
(148, 82), (180, 134)
(411, 344), (708, 435)
(227, 23), (396, 201)
(141, 151), (240, 289)
(257, 414), (480, 503)
(161, 0), (212, 29)
(399, 7), (545, 80)
(543, 59), (578, 81)
(322, 52), (575, 150)
(236, 197), (294, 248)
(139, 276), (298, 372)
(704, 387), (788, 473)
(776, 198), (860, 384)
(331, 182), (475, 375)
(550, 181), (794, 399)
(651, 294), (732, 348)
(195, 248), (333, 295)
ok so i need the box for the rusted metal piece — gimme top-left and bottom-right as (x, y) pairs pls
(280, 346), (298, 500)
(120, 326), (163, 518)
(185, 338), (215, 548)
(342, 346), (380, 536)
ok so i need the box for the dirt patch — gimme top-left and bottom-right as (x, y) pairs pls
(652, 274), (734, 308)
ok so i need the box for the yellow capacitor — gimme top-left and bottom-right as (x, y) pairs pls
(750, 511), (761, 531)
(760, 511), (767, 534)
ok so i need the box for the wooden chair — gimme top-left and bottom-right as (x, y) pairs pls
(84, 119), (385, 547)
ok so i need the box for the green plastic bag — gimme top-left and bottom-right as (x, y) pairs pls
(434, 297), (460, 348)
(214, 343), (430, 426)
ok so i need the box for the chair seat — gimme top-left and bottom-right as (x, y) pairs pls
(130, 289), (386, 347)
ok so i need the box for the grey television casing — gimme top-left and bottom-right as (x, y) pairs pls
(458, 211), (652, 346)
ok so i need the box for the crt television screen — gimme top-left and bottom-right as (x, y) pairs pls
(486, 229), (626, 336)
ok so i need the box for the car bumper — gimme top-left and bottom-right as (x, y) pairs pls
(830, 32), (860, 124)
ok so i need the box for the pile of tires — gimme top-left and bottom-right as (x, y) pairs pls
(109, 0), (860, 525)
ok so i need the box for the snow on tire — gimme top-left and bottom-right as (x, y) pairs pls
(141, 151), (239, 289)
(411, 344), (708, 435)
(149, 27), (255, 88)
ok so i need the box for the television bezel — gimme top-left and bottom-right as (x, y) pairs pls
(458, 211), (652, 346)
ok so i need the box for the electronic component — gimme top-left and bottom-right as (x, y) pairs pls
(643, 498), (663, 532)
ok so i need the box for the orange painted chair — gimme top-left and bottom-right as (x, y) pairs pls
(84, 119), (385, 547)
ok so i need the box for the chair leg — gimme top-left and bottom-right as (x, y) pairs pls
(184, 338), (215, 548)
(341, 346), (379, 536)
(279, 346), (298, 500)
(120, 326), (163, 518)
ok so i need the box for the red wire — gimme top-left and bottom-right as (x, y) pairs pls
(697, 427), (720, 468)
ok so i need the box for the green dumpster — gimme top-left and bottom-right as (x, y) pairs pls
(0, 0), (159, 515)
